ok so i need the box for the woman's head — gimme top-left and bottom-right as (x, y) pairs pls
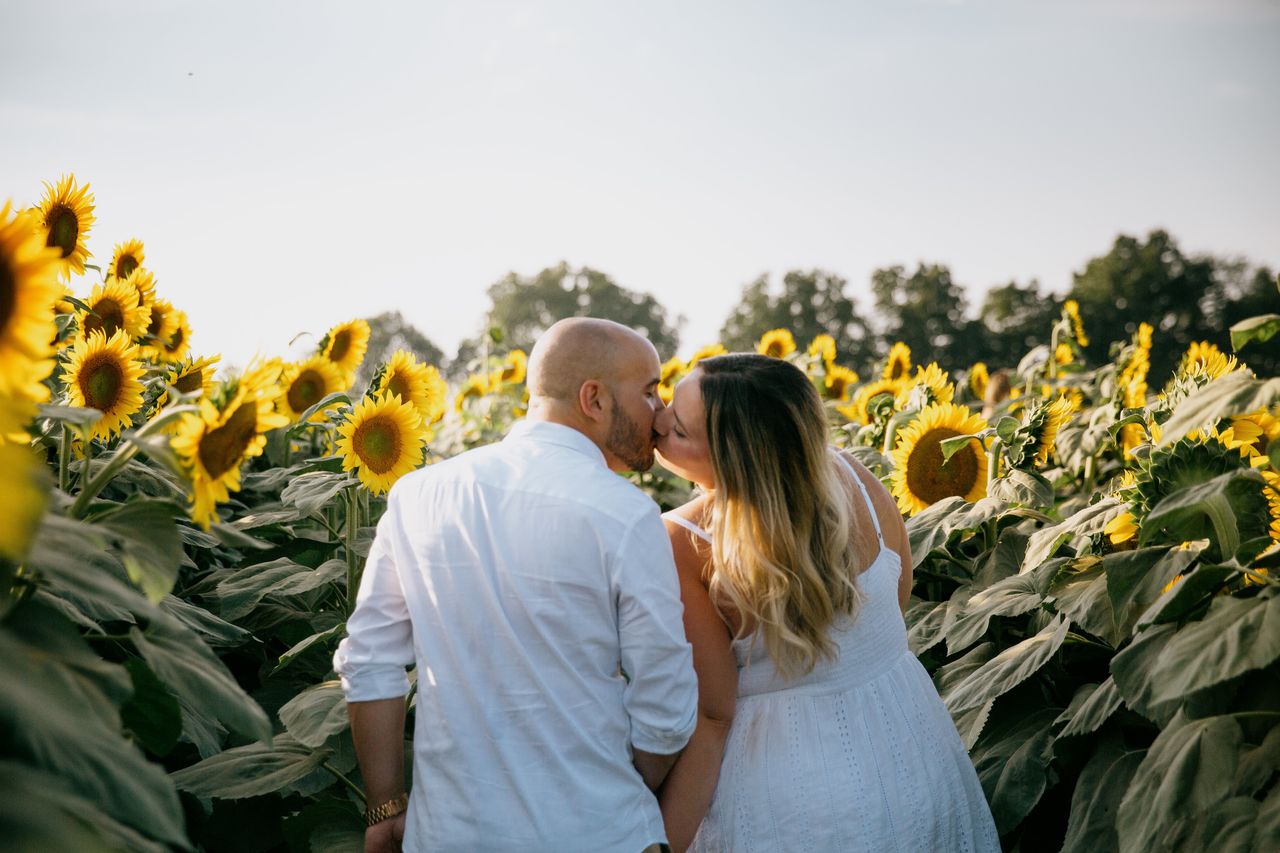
(658, 353), (861, 679)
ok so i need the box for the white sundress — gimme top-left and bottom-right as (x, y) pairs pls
(665, 454), (1000, 853)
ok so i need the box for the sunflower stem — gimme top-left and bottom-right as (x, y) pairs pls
(322, 761), (366, 805)
(344, 485), (361, 616)
(987, 436), (1003, 487)
(58, 426), (71, 492)
(1048, 323), (1061, 380)
(69, 406), (198, 518)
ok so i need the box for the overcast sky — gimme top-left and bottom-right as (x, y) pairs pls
(3, 0), (1277, 370)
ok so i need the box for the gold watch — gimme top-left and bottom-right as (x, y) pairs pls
(364, 792), (409, 827)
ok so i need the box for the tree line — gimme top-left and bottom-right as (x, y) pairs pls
(360, 228), (1278, 386)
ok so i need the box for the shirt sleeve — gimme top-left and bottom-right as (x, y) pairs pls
(615, 506), (698, 755)
(333, 485), (416, 702)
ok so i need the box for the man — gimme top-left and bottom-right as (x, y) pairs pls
(334, 318), (698, 852)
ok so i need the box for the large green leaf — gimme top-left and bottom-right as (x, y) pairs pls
(988, 469), (1054, 510)
(272, 623), (345, 676)
(905, 599), (947, 655)
(945, 560), (1057, 655)
(281, 471), (352, 516)
(1060, 734), (1144, 853)
(91, 499), (185, 603)
(27, 514), (155, 624)
(1022, 500), (1124, 572)
(1134, 564), (1236, 628)
(1140, 468), (1266, 561)
(120, 658), (182, 758)
(1116, 712), (1243, 853)
(160, 595), (253, 648)
(169, 733), (332, 800)
(970, 707), (1060, 835)
(1055, 677), (1124, 739)
(1160, 372), (1280, 446)
(1110, 622), (1178, 724)
(1229, 312), (1280, 353)
(944, 615), (1070, 714)
(1106, 544), (1203, 639)
(216, 558), (345, 620)
(278, 681), (349, 749)
(1234, 724), (1280, 797)
(1171, 791), (1280, 852)
(906, 496), (1008, 569)
(1050, 557), (1119, 646)
(933, 643), (996, 748)
(129, 615), (272, 744)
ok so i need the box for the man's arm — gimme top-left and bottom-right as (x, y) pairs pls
(349, 698), (408, 853)
(633, 748), (680, 792)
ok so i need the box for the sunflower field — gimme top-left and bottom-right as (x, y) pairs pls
(2, 175), (1279, 852)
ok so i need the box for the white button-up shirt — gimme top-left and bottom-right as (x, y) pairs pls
(334, 419), (697, 852)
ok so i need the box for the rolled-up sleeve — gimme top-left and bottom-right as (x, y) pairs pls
(333, 488), (415, 701)
(615, 508), (698, 755)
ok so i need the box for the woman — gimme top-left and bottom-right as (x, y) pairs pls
(653, 353), (999, 852)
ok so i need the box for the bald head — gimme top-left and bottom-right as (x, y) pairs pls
(528, 318), (656, 402)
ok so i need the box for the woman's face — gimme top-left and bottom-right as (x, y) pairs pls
(654, 368), (716, 489)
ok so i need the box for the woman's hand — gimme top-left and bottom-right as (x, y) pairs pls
(365, 812), (405, 853)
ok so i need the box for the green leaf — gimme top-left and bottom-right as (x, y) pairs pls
(1134, 564), (1236, 628)
(27, 514), (155, 624)
(286, 392), (350, 436)
(939, 432), (984, 465)
(906, 496), (1008, 569)
(281, 471), (352, 516)
(90, 499), (185, 603)
(309, 822), (364, 853)
(37, 403), (103, 430)
(1110, 622), (1178, 725)
(120, 658), (183, 757)
(1050, 557), (1118, 646)
(1061, 735), (1145, 853)
(1141, 468), (1266, 561)
(1022, 499), (1124, 572)
(279, 681), (349, 748)
(905, 599), (948, 655)
(944, 615), (1070, 714)
(971, 707), (1060, 835)
(1106, 544), (1204, 639)
(159, 595), (252, 648)
(1229, 313), (1280, 352)
(216, 558), (344, 620)
(129, 616), (272, 744)
(1116, 713), (1243, 853)
(1056, 678), (1124, 739)
(945, 561), (1057, 655)
(933, 643), (996, 748)
(1234, 724), (1280, 797)
(169, 733), (332, 799)
(988, 469), (1054, 509)
(272, 624), (345, 676)
(1160, 372), (1280, 447)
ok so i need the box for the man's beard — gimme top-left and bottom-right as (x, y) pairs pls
(606, 398), (655, 472)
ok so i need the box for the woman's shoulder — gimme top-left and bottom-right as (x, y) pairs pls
(662, 492), (712, 527)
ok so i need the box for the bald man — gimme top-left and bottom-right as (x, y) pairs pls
(335, 318), (698, 853)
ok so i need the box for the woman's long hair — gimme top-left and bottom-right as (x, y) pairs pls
(698, 353), (863, 679)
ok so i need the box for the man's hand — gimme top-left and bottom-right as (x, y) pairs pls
(365, 812), (405, 853)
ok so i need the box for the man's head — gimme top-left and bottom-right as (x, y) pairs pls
(526, 318), (663, 472)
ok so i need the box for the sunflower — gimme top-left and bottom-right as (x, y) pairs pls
(757, 329), (796, 359)
(883, 342), (912, 382)
(658, 355), (686, 405)
(1181, 349), (1242, 383)
(62, 329), (146, 441)
(157, 354), (221, 409)
(279, 355), (345, 421)
(454, 373), (491, 412)
(319, 319), (370, 385)
(808, 334), (836, 367)
(1104, 511), (1138, 545)
(0, 201), (62, 404)
(107, 239), (145, 281)
(895, 363), (954, 410)
(890, 402), (989, 516)
(1179, 341), (1223, 376)
(33, 174), (95, 279)
(1263, 470), (1280, 546)
(0, 439), (48, 561)
(158, 309), (193, 363)
(969, 362), (989, 400)
(139, 298), (179, 359)
(172, 378), (288, 529)
(491, 349), (528, 387)
(120, 267), (157, 310)
(687, 343), (726, 368)
(372, 351), (442, 423)
(77, 279), (151, 342)
(1054, 343), (1074, 366)
(1063, 299), (1089, 347)
(1028, 395), (1076, 468)
(822, 365), (860, 402)
(336, 394), (429, 495)
(848, 378), (904, 424)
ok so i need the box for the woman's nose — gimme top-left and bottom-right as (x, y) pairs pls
(653, 408), (671, 436)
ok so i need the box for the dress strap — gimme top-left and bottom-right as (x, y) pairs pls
(665, 513), (713, 544)
(831, 450), (884, 546)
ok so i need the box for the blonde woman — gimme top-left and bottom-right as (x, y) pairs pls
(653, 353), (998, 852)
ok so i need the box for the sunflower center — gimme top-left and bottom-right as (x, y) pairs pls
(353, 414), (402, 474)
(166, 324), (185, 353)
(116, 256), (139, 280)
(905, 426), (980, 506)
(175, 370), (204, 394)
(84, 298), (125, 338)
(147, 306), (168, 337)
(827, 377), (849, 399)
(387, 373), (410, 400)
(329, 330), (351, 363)
(198, 399), (258, 479)
(46, 205), (79, 258)
(288, 369), (325, 412)
(79, 352), (124, 412)
(0, 257), (14, 334)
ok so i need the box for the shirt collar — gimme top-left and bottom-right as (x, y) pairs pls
(506, 419), (609, 468)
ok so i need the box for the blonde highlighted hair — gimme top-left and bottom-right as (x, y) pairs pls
(698, 353), (865, 679)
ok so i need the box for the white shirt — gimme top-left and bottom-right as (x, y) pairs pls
(334, 419), (698, 852)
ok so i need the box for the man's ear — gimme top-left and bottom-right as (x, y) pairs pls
(578, 379), (609, 423)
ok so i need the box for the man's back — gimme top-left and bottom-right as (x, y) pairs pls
(335, 419), (696, 852)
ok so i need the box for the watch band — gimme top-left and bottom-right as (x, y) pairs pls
(364, 792), (409, 827)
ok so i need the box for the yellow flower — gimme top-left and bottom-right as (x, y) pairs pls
(120, 267), (157, 310)
(33, 174), (95, 279)
(157, 354), (221, 409)
(140, 298), (179, 359)
(969, 362), (989, 400)
(1181, 349), (1242, 382)
(1263, 470), (1280, 546)
(808, 334), (836, 366)
(1054, 343), (1074, 366)
(172, 378), (288, 529)
(77, 279), (151, 342)
(1161, 572), (1185, 595)
(884, 342), (912, 382)
(62, 329), (146, 441)
(757, 329), (796, 359)
(0, 439), (48, 561)
(1104, 510), (1138, 545)
(107, 238), (145, 281)
(658, 356), (686, 405)
(158, 309), (193, 363)
(373, 351), (446, 424)
(279, 355), (346, 422)
(0, 201), (62, 414)
(890, 402), (989, 516)
(1031, 395), (1077, 467)
(454, 373), (491, 412)
(895, 363), (954, 410)
(687, 343), (726, 368)
(1063, 299), (1089, 347)
(848, 378), (904, 425)
(337, 394), (429, 495)
(1180, 341), (1223, 375)
(319, 319), (370, 385)
(492, 349), (528, 387)
(822, 364), (860, 403)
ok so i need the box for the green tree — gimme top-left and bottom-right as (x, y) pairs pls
(870, 263), (974, 367)
(719, 269), (874, 369)
(977, 280), (1059, 369)
(355, 310), (446, 391)
(454, 262), (681, 374)
(1204, 263), (1279, 376)
(1068, 230), (1217, 381)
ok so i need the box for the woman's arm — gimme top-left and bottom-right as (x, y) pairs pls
(657, 519), (738, 853)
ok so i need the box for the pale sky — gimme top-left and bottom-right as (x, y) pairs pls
(3, 0), (1278, 370)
